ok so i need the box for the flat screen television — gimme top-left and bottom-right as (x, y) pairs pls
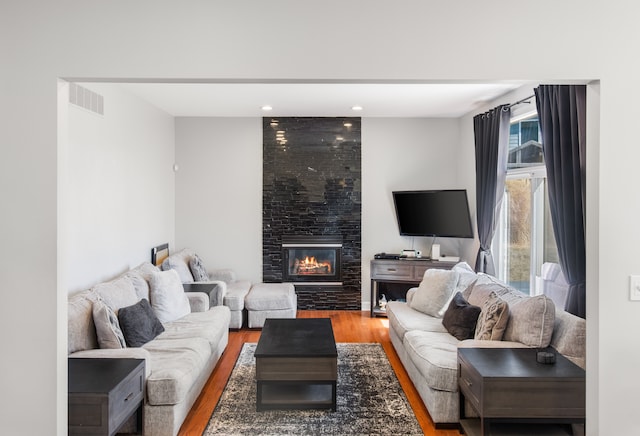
(392, 189), (474, 238)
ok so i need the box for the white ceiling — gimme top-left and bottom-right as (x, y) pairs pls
(117, 81), (525, 118)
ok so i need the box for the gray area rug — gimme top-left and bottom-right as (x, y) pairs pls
(204, 343), (423, 435)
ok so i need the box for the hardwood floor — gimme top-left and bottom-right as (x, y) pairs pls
(178, 310), (461, 436)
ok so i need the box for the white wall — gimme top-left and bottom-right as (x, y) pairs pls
(175, 117), (263, 283)
(174, 116), (461, 303)
(2, 2), (639, 435)
(362, 117), (464, 306)
(65, 84), (176, 292)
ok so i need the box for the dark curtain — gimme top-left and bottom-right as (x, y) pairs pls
(474, 105), (511, 275)
(535, 85), (587, 318)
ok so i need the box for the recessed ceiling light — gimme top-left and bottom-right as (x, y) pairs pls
(351, 105), (363, 111)
(262, 105), (273, 111)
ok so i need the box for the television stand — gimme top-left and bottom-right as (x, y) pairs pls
(370, 258), (457, 317)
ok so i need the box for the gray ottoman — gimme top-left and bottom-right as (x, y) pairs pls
(245, 283), (297, 328)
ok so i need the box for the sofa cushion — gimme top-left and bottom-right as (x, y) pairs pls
(404, 330), (460, 392)
(118, 299), (165, 347)
(143, 337), (212, 405)
(158, 306), (231, 353)
(387, 301), (449, 340)
(441, 292), (481, 340)
(223, 280), (252, 311)
(68, 291), (98, 354)
(410, 269), (460, 318)
(92, 275), (139, 312)
(466, 274), (512, 307)
(189, 254), (210, 281)
(474, 291), (509, 341)
(162, 252), (195, 283)
(92, 297), (126, 349)
(124, 262), (160, 301)
(149, 270), (192, 324)
(452, 262), (478, 293)
(500, 292), (556, 348)
(245, 283), (296, 311)
(550, 310), (586, 369)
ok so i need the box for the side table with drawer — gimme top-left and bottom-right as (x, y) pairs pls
(370, 258), (456, 316)
(68, 358), (145, 436)
(458, 347), (585, 435)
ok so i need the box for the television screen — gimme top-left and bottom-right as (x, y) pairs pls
(392, 189), (474, 238)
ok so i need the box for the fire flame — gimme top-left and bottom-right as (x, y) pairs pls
(294, 256), (332, 274)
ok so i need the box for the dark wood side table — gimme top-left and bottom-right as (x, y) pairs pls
(68, 358), (145, 436)
(370, 258), (457, 316)
(255, 318), (338, 411)
(183, 282), (219, 306)
(458, 348), (585, 436)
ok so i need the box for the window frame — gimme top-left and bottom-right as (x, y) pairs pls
(494, 110), (554, 295)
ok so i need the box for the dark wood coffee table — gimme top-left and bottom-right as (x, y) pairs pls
(254, 318), (338, 411)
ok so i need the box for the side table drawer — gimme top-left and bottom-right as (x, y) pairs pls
(371, 262), (413, 280)
(110, 365), (144, 430)
(459, 359), (481, 410)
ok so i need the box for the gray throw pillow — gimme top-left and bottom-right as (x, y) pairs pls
(442, 292), (482, 341)
(189, 254), (210, 281)
(118, 299), (165, 347)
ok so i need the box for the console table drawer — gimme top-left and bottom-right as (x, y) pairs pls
(371, 262), (413, 280)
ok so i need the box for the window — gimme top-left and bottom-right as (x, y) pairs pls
(493, 112), (559, 295)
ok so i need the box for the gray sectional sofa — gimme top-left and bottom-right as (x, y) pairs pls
(160, 248), (252, 329)
(67, 261), (231, 436)
(386, 262), (586, 426)
(161, 248), (297, 329)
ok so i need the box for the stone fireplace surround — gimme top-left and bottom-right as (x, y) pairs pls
(262, 117), (361, 310)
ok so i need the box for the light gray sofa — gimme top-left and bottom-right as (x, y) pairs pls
(67, 261), (231, 436)
(161, 248), (252, 329)
(162, 248), (297, 329)
(386, 262), (586, 426)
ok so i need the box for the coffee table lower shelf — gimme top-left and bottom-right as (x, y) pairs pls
(460, 418), (576, 436)
(257, 381), (336, 411)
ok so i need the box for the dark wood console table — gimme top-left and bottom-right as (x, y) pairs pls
(68, 358), (145, 436)
(370, 258), (456, 316)
(458, 348), (585, 435)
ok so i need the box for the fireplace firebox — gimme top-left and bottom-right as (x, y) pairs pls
(282, 236), (342, 285)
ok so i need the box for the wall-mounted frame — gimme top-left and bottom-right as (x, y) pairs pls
(151, 243), (169, 267)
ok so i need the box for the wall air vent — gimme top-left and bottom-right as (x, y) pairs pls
(68, 83), (104, 115)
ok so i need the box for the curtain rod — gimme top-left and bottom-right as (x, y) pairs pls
(508, 94), (535, 109)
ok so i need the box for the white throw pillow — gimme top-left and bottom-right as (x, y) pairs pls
(149, 269), (191, 324)
(410, 268), (460, 317)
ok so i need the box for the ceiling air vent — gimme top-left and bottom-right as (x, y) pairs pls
(69, 83), (104, 115)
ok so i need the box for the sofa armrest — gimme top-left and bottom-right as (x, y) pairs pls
(69, 347), (152, 377)
(208, 268), (236, 283)
(406, 287), (418, 304)
(186, 292), (209, 312)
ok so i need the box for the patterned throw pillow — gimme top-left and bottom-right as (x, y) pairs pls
(92, 297), (126, 349)
(189, 254), (210, 281)
(474, 291), (510, 341)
